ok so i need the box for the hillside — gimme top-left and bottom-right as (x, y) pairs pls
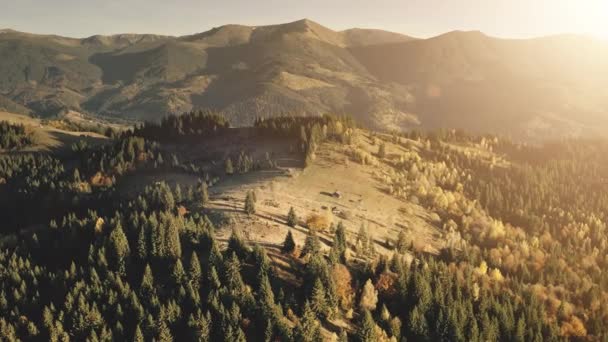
(1, 113), (607, 340)
(1, 20), (608, 140)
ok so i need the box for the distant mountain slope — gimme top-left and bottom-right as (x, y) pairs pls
(1, 20), (607, 140)
(350, 32), (608, 139)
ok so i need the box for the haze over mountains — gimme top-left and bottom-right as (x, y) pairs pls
(1, 19), (607, 140)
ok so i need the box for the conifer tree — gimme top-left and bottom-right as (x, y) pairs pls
(225, 158), (234, 175)
(109, 221), (130, 273)
(334, 221), (347, 254)
(378, 142), (386, 158)
(287, 207), (298, 227)
(357, 310), (378, 342)
(395, 230), (408, 253)
(171, 259), (186, 286)
(245, 191), (256, 215)
(133, 324), (144, 342)
(310, 279), (328, 319)
(156, 318), (173, 342)
(224, 253), (245, 294)
(174, 184), (183, 203)
(297, 301), (321, 342)
(258, 273), (277, 318)
(188, 311), (210, 342)
(408, 305), (428, 339)
(282, 230), (296, 254)
(515, 316), (526, 342)
(198, 180), (209, 207)
(140, 264), (154, 295)
(389, 317), (402, 340)
(189, 251), (202, 289)
(301, 232), (321, 257)
(137, 225), (148, 260)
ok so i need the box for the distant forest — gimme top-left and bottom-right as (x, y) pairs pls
(0, 121), (34, 150)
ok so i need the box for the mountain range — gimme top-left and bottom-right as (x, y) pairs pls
(1, 19), (607, 140)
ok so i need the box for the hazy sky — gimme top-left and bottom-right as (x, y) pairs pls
(1, 0), (606, 39)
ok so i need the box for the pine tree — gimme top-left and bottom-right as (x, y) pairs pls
(224, 253), (245, 294)
(301, 232), (321, 257)
(174, 184), (183, 203)
(357, 310), (378, 342)
(389, 317), (402, 340)
(225, 158), (234, 175)
(133, 324), (144, 342)
(264, 319), (274, 342)
(395, 230), (408, 253)
(334, 221), (347, 254)
(287, 207), (298, 227)
(156, 318), (173, 342)
(198, 180), (209, 207)
(109, 221), (130, 273)
(189, 251), (202, 290)
(258, 273), (277, 318)
(282, 230), (296, 254)
(162, 213), (182, 259)
(297, 301), (321, 342)
(171, 259), (186, 286)
(188, 311), (210, 342)
(515, 316), (526, 342)
(310, 279), (328, 319)
(137, 225), (148, 260)
(408, 305), (428, 339)
(73, 168), (81, 183)
(245, 191), (256, 215)
(140, 264), (154, 295)
(378, 142), (386, 158)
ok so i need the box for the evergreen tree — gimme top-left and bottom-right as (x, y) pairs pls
(282, 230), (296, 254)
(188, 311), (210, 342)
(189, 251), (202, 289)
(198, 180), (209, 207)
(301, 232), (321, 257)
(357, 310), (378, 342)
(334, 221), (347, 254)
(408, 305), (429, 339)
(174, 184), (183, 203)
(140, 264), (155, 295)
(171, 259), (186, 286)
(296, 301), (321, 342)
(395, 229), (409, 253)
(133, 325), (144, 342)
(73, 168), (81, 183)
(310, 279), (328, 319)
(515, 316), (526, 342)
(108, 221), (130, 273)
(136, 225), (148, 260)
(389, 317), (402, 340)
(378, 142), (386, 158)
(224, 253), (245, 294)
(258, 273), (277, 318)
(245, 191), (256, 215)
(287, 207), (298, 227)
(156, 318), (173, 342)
(225, 158), (234, 175)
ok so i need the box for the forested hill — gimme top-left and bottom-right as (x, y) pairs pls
(1, 20), (608, 140)
(0, 113), (607, 340)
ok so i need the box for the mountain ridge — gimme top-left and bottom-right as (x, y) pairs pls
(1, 18), (607, 140)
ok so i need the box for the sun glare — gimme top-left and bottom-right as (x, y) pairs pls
(570, 0), (608, 39)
